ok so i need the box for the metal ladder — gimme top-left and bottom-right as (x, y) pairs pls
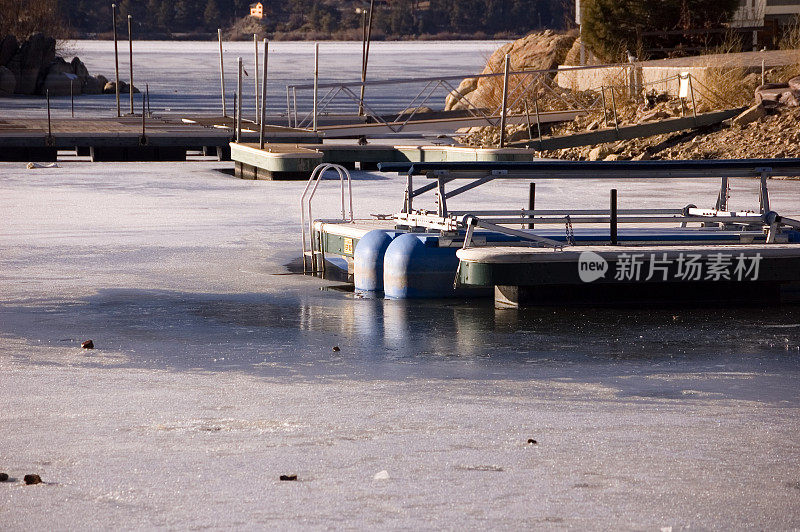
(300, 163), (354, 273)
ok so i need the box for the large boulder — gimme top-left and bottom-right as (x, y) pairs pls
(446, 30), (576, 111)
(0, 35), (18, 67)
(0, 66), (15, 95)
(445, 77), (479, 111)
(70, 57), (89, 80)
(11, 32), (55, 94)
(82, 75), (103, 95)
(103, 80), (139, 94)
(42, 70), (76, 96)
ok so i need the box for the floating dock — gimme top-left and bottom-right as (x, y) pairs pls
(231, 142), (540, 180)
(304, 159), (800, 306)
(457, 244), (800, 307)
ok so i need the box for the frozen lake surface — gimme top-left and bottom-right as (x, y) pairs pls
(1, 161), (799, 528)
(1, 40), (503, 118)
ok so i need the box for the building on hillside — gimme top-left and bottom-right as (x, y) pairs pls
(732, 0), (800, 27)
(250, 2), (264, 19)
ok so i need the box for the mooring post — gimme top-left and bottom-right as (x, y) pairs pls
(70, 79), (74, 118)
(533, 88), (543, 142)
(218, 29), (227, 117)
(528, 182), (535, 229)
(358, 7), (367, 116)
(127, 14), (133, 115)
(610, 188), (618, 245)
(260, 39), (268, 149)
(523, 100), (533, 141)
(313, 43), (319, 132)
(46, 89), (52, 140)
(253, 34), (259, 125)
(600, 86), (609, 127)
(609, 87), (619, 133)
(236, 57), (243, 143)
(141, 91), (146, 141)
(499, 54), (510, 148)
(292, 87), (298, 128)
(112, 3), (120, 117)
(361, 0), (375, 117)
(286, 86), (291, 127)
(146, 83), (150, 117)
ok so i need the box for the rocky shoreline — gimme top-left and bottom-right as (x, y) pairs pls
(0, 33), (135, 97)
(448, 30), (800, 161)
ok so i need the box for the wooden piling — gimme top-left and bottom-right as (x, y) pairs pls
(254, 34), (259, 125)
(499, 54), (510, 148)
(112, 3), (120, 117)
(528, 183), (535, 229)
(127, 15), (133, 115)
(610, 188), (618, 245)
(260, 39), (268, 149)
(313, 43), (319, 132)
(236, 57), (243, 143)
(218, 29), (227, 117)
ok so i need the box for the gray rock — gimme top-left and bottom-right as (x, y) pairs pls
(588, 145), (612, 161)
(23, 474), (42, 485)
(445, 77), (478, 111)
(82, 75), (103, 95)
(42, 70), (75, 96)
(103, 80), (139, 95)
(732, 103), (767, 127)
(70, 57), (89, 80)
(96, 74), (108, 87)
(0, 66), (15, 95)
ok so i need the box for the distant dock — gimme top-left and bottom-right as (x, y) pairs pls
(0, 116), (319, 162)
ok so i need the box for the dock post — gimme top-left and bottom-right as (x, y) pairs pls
(358, 7), (367, 115)
(313, 43), (319, 132)
(141, 91), (146, 142)
(236, 57), (243, 143)
(260, 39), (268, 149)
(286, 86), (291, 127)
(609, 87), (619, 133)
(146, 83), (150, 117)
(70, 79), (74, 118)
(533, 88), (542, 142)
(254, 34), (259, 125)
(523, 100), (533, 141)
(293, 87), (298, 128)
(359, 0), (374, 117)
(600, 87), (609, 127)
(127, 14), (133, 115)
(46, 89), (52, 141)
(528, 183), (535, 229)
(112, 3), (120, 117)
(218, 29), (227, 117)
(610, 189), (618, 245)
(499, 54), (510, 148)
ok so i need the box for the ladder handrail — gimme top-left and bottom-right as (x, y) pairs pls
(300, 163), (354, 272)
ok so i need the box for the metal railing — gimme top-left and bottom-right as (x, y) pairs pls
(300, 163), (354, 273)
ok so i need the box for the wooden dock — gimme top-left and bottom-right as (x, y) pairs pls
(0, 117), (320, 162)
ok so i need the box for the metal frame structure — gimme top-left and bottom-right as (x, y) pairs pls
(285, 63), (627, 134)
(377, 159), (800, 248)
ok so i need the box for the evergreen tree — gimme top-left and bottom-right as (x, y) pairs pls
(203, 0), (220, 30)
